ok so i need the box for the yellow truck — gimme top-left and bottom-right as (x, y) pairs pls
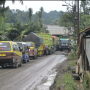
(36, 33), (57, 55)
(37, 44), (44, 56)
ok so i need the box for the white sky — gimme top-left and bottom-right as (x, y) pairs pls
(5, 1), (75, 14)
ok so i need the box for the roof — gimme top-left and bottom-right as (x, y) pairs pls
(80, 26), (90, 34)
(79, 26), (90, 36)
(16, 42), (26, 44)
(0, 41), (18, 45)
(45, 25), (73, 36)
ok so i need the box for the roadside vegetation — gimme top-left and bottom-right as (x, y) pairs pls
(63, 73), (77, 90)
(67, 51), (78, 60)
(0, 1), (90, 42)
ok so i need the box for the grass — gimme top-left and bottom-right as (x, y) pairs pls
(67, 51), (78, 60)
(56, 76), (61, 88)
(67, 66), (71, 70)
(63, 73), (77, 90)
(69, 61), (76, 66)
(66, 61), (76, 70)
(83, 75), (88, 89)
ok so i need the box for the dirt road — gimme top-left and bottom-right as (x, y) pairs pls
(0, 51), (68, 90)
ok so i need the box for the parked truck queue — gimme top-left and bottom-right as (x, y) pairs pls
(0, 32), (71, 68)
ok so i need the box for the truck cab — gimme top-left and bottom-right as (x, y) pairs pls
(59, 39), (71, 51)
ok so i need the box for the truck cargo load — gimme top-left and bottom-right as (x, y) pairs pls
(36, 33), (55, 55)
(23, 32), (43, 47)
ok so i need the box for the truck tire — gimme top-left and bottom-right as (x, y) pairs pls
(25, 60), (27, 63)
(2, 65), (4, 68)
(33, 56), (36, 59)
(13, 60), (18, 68)
(68, 48), (71, 51)
(48, 50), (51, 55)
(20, 60), (22, 66)
(36, 55), (38, 59)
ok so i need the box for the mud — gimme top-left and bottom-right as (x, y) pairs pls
(50, 60), (71, 90)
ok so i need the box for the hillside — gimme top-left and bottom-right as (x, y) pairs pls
(5, 9), (65, 25)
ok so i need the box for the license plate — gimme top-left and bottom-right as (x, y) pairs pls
(30, 54), (32, 55)
(0, 54), (6, 56)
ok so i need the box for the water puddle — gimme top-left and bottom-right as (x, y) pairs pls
(35, 69), (57, 90)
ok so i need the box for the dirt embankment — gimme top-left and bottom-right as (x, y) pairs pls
(50, 60), (71, 90)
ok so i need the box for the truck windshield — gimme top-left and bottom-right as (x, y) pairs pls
(60, 40), (69, 43)
(26, 42), (33, 47)
(0, 42), (11, 51)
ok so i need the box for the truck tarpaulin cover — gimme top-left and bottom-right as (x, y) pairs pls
(23, 32), (43, 46)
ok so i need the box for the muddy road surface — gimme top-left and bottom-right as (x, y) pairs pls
(0, 51), (68, 90)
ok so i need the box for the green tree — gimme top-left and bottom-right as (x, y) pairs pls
(28, 8), (33, 23)
(0, 0), (23, 17)
(80, 0), (90, 15)
(39, 7), (44, 24)
(36, 7), (44, 30)
(6, 24), (20, 40)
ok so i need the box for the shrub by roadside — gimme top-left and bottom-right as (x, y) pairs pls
(67, 51), (77, 60)
(63, 73), (77, 90)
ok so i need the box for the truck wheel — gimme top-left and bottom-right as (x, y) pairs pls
(33, 56), (36, 59)
(36, 55), (38, 59)
(68, 48), (71, 51)
(59, 48), (61, 51)
(14, 61), (18, 68)
(27, 57), (30, 62)
(2, 65), (4, 68)
(20, 60), (22, 66)
(25, 60), (27, 63)
(28, 59), (29, 62)
(49, 50), (51, 55)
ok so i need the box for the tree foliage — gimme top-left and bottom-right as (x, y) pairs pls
(28, 8), (33, 23)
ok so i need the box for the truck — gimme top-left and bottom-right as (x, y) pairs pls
(59, 39), (71, 51)
(36, 33), (57, 55)
(23, 32), (44, 57)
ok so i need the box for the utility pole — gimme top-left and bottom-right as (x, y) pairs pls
(77, 0), (79, 45)
(75, 0), (79, 45)
(75, 0), (79, 59)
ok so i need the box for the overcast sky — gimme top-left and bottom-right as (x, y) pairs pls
(5, 1), (75, 14)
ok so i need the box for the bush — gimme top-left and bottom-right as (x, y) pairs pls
(69, 61), (76, 66)
(67, 51), (77, 60)
(63, 73), (77, 90)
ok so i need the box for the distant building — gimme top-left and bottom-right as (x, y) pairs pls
(44, 25), (73, 37)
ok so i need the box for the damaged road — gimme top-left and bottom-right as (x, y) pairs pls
(0, 51), (68, 90)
